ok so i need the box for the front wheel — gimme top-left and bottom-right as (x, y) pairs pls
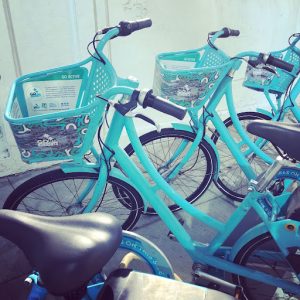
(124, 128), (217, 214)
(3, 168), (143, 230)
(233, 232), (300, 300)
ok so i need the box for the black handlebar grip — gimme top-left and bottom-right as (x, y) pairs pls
(209, 27), (240, 38)
(266, 54), (294, 72)
(221, 27), (240, 38)
(118, 19), (152, 36)
(132, 18), (152, 30)
(141, 90), (187, 120)
(228, 28), (240, 37)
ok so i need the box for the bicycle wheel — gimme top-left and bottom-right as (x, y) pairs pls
(124, 128), (216, 214)
(233, 233), (300, 300)
(211, 112), (275, 202)
(3, 168), (143, 230)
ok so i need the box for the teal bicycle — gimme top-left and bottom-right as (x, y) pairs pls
(3, 19), (159, 229)
(211, 32), (300, 200)
(123, 28), (295, 211)
(5, 87), (300, 299)
(3, 19), (300, 297)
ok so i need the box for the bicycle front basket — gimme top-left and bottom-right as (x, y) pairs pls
(5, 57), (118, 164)
(243, 47), (300, 94)
(153, 45), (233, 109)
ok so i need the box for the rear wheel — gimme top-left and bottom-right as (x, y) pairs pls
(211, 112), (277, 201)
(233, 233), (300, 300)
(4, 168), (143, 230)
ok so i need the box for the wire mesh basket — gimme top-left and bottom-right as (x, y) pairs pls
(243, 48), (300, 94)
(153, 45), (233, 109)
(5, 58), (118, 164)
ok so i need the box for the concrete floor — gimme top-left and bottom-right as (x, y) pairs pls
(0, 166), (240, 299)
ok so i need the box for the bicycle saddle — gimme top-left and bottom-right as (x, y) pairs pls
(247, 120), (300, 161)
(0, 210), (122, 295)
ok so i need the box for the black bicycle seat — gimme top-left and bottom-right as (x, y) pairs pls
(247, 120), (300, 161)
(0, 210), (122, 296)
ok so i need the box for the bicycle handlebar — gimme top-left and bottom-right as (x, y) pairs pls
(137, 89), (187, 120)
(102, 19), (152, 37)
(110, 89), (187, 120)
(266, 54), (294, 72)
(246, 53), (294, 72)
(209, 27), (240, 38)
(90, 19), (152, 65)
(118, 19), (152, 36)
(289, 33), (300, 46)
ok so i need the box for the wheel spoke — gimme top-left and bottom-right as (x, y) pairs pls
(5, 170), (143, 230)
(214, 113), (277, 201)
(126, 129), (215, 214)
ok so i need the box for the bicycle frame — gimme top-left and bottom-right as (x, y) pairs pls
(60, 87), (300, 295)
(22, 28), (300, 298)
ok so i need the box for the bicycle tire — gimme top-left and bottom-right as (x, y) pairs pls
(3, 168), (143, 230)
(211, 112), (274, 202)
(124, 128), (216, 214)
(233, 232), (299, 300)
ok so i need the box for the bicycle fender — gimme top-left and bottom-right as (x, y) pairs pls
(171, 122), (220, 178)
(60, 163), (99, 174)
(256, 108), (273, 118)
(61, 164), (149, 212)
(229, 223), (268, 261)
(171, 122), (194, 133)
(121, 231), (174, 278)
(61, 162), (137, 188)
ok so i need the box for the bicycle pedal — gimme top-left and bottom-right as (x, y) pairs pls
(167, 218), (184, 241)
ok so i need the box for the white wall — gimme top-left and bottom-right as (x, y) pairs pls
(0, 0), (300, 176)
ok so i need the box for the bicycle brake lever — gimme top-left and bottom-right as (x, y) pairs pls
(135, 114), (161, 133)
(126, 111), (161, 132)
(262, 66), (280, 77)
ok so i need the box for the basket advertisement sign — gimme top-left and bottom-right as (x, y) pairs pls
(159, 52), (200, 70)
(153, 49), (229, 109)
(10, 113), (91, 162)
(22, 68), (87, 117)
